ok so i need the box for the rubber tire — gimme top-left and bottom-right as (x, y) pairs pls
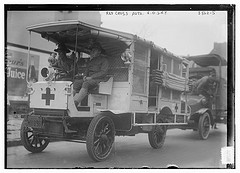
(148, 118), (167, 149)
(198, 112), (211, 140)
(20, 118), (49, 153)
(86, 114), (115, 162)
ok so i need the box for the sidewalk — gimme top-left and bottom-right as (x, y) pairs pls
(7, 114), (24, 147)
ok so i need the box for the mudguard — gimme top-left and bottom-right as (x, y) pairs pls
(189, 108), (213, 126)
(195, 108), (209, 115)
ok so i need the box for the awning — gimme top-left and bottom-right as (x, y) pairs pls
(187, 54), (227, 67)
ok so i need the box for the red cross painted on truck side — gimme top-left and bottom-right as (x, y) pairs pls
(42, 87), (55, 105)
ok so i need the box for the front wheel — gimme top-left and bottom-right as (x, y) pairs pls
(86, 114), (115, 162)
(20, 119), (49, 153)
(148, 118), (167, 149)
(198, 112), (211, 140)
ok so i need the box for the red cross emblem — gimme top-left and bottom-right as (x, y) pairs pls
(42, 87), (55, 105)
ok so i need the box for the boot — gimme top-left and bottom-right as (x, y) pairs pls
(73, 88), (88, 107)
(63, 119), (77, 133)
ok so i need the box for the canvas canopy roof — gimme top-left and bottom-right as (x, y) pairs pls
(27, 20), (186, 62)
(27, 20), (134, 57)
(187, 54), (227, 67)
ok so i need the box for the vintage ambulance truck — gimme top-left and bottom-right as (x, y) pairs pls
(20, 20), (224, 161)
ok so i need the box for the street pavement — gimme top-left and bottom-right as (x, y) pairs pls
(6, 122), (228, 168)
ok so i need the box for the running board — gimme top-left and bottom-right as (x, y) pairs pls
(133, 122), (188, 126)
(40, 137), (86, 143)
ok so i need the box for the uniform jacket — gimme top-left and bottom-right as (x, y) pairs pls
(84, 56), (109, 79)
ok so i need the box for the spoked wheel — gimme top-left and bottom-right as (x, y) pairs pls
(20, 119), (49, 153)
(148, 118), (167, 149)
(86, 114), (115, 162)
(198, 112), (211, 140)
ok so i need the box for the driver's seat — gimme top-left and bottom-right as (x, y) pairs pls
(89, 76), (113, 95)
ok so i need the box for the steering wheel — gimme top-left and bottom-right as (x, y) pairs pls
(53, 67), (68, 74)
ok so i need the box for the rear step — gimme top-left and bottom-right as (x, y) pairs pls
(77, 106), (90, 111)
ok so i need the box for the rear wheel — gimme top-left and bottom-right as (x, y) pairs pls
(86, 114), (115, 161)
(198, 112), (211, 140)
(148, 118), (167, 149)
(20, 119), (49, 153)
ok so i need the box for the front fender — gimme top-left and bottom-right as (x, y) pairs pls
(195, 108), (209, 115)
(189, 108), (213, 125)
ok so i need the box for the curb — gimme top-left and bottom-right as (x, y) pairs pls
(7, 114), (24, 147)
(7, 140), (22, 147)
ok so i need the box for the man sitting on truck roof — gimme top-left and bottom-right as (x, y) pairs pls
(73, 42), (109, 107)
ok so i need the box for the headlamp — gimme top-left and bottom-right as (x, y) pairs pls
(41, 67), (55, 81)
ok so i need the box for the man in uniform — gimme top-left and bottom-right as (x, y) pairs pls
(53, 43), (74, 81)
(192, 71), (218, 98)
(192, 71), (219, 129)
(73, 42), (109, 107)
